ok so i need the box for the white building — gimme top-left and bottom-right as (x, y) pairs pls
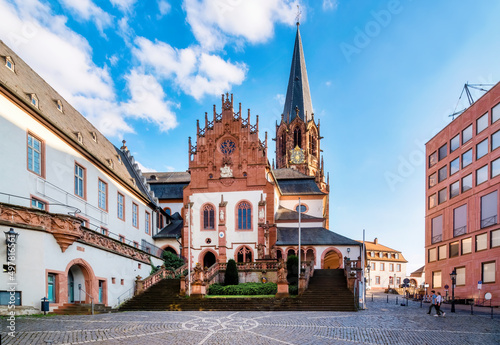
(363, 238), (408, 290)
(0, 41), (164, 314)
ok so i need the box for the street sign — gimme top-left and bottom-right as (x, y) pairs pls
(444, 284), (449, 290)
(403, 278), (410, 284)
(478, 281), (482, 289)
(485, 292), (492, 300)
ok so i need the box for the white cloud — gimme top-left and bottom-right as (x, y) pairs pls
(322, 0), (338, 11)
(122, 70), (179, 132)
(0, 0), (179, 138)
(183, 0), (302, 51)
(158, 0), (171, 17)
(275, 93), (285, 106)
(325, 81), (332, 87)
(109, 0), (136, 12)
(59, 0), (113, 33)
(133, 37), (247, 100)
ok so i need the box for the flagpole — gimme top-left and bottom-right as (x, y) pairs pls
(298, 197), (301, 286)
(188, 202), (191, 296)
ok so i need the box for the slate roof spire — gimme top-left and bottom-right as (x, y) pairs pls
(283, 22), (313, 123)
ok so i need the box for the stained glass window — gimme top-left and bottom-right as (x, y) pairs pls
(220, 139), (236, 155)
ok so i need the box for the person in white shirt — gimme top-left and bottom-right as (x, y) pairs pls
(434, 291), (445, 317)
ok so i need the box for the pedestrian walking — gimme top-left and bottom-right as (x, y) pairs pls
(435, 292), (446, 317)
(427, 290), (438, 315)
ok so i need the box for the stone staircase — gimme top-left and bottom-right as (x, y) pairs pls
(118, 269), (356, 312)
(294, 269), (357, 311)
(52, 303), (112, 315)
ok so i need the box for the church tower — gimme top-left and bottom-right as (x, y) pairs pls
(275, 22), (326, 191)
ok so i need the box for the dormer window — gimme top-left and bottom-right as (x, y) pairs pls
(117, 155), (122, 164)
(370, 251), (374, 257)
(76, 132), (83, 144)
(107, 159), (114, 169)
(91, 132), (97, 142)
(378, 252), (383, 258)
(5, 56), (14, 72)
(56, 100), (63, 113)
(395, 253), (399, 259)
(30, 94), (38, 108)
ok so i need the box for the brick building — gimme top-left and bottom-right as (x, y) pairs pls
(425, 82), (500, 305)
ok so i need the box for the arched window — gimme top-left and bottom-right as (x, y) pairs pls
(164, 207), (171, 215)
(296, 204), (307, 213)
(281, 132), (287, 156)
(293, 127), (301, 148)
(237, 201), (252, 230)
(237, 246), (253, 262)
(203, 204), (215, 229)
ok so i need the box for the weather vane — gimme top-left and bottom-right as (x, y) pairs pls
(295, 5), (301, 25)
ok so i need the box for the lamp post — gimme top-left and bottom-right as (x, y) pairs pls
(450, 270), (456, 313)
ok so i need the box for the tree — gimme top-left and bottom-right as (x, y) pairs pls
(224, 259), (239, 286)
(162, 251), (185, 270)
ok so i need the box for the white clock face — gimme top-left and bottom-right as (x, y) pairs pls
(219, 232), (224, 238)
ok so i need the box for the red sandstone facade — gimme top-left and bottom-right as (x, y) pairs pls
(425, 82), (500, 305)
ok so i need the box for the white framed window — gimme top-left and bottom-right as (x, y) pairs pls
(5, 56), (14, 71)
(132, 203), (139, 228)
(98, 179), (107, 211)
(74, 163), (85, 198)
(30, 94), (38, 108)
(31, 197), (46, 210)
(145, 211), (151, 235)
(56, 100), (63, 112)
(27, 133), (43, 175)
(117, 193), (125, 220)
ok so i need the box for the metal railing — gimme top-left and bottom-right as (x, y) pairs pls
(481, 215), (497, 228)
(117, 287), (135, 306)
(431, 234), (442, 244)
(78, 285), (94, 315)
(453, 226), (467, 237)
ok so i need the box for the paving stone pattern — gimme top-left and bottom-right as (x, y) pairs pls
(1, 294), (499, 344)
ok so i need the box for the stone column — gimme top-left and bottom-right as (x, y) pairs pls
(218, 197), (228, 263)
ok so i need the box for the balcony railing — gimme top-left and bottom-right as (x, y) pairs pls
(431, 234), (442, 244)
(480, 215), (497, 228)
(453, 226), (467, 237)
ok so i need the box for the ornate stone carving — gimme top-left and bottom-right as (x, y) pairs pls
(258, 208), (265, 222)
(277, 260), (287, 283)
(219, 209), (224, 222)
(257, 243), (265, 259)
(220, 164), (233, 178)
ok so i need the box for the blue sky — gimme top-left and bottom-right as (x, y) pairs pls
(2, 0), (500, 273)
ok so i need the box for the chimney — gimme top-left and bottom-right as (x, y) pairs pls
(374, 238), (378, 244)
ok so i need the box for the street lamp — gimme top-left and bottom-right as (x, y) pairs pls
(347, 247), (350, 258)
(450, 270), (457, 313)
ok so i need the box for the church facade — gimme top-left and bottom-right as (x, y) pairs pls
(149, 24), (360, 271)
(0, 23), (360, 314)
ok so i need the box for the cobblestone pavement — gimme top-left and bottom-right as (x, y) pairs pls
(1, 294), (499, 345)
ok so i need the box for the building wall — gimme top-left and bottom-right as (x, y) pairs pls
(425, 83), (500, 304)
(0, 93), (155, 246)
(0, 225), (162, 314)
(187, 191), (265, 264)
(367, 260), (407, 289)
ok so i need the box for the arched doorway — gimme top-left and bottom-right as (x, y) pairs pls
(323, 250), (341, 269)
(64, 259), (97, 304)
(163, 246), (177, 255)
(68, 265), (87, 303)
(203, 251), (216, 268)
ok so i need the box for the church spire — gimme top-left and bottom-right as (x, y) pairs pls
(282, 23), (313, 123)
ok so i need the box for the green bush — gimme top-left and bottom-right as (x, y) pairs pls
(162, 251), (185, 270)
(287, 255), (298, 284)
(289, 284), (298, 295)
(208, 282), (277, 296)
(224, 259), (239, 286)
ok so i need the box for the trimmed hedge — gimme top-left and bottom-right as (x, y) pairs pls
(208, 282), (277, 296)
(224, 259), (239, 286)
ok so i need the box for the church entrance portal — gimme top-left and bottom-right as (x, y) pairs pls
(324, 251), (341, 269)
(203, 251), (216, 268)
